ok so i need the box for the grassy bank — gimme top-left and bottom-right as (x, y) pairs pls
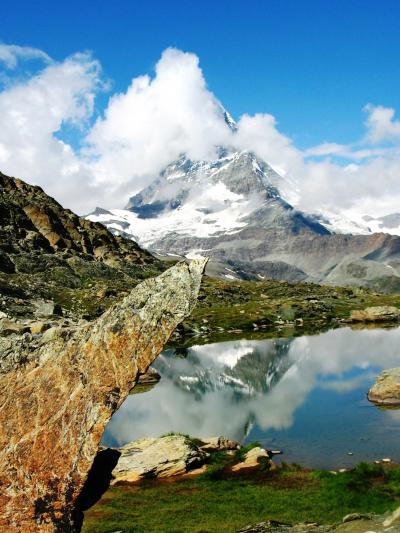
(4, 256), (400, 329)
(173, 276), (400, 342)
(82, 463), (400, 533)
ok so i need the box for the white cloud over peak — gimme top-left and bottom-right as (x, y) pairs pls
(86, 48), (231, 191)
(0, 44), (399, 220)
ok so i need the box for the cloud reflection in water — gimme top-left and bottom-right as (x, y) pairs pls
(103, 327), (400, 466)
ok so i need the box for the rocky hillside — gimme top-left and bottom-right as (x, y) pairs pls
(0, 171), (166, 321)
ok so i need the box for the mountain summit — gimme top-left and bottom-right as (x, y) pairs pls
(88, 116), (400, 291)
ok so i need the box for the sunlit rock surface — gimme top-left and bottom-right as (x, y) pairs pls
(350, 306), (400, 322)
(0, 259), (206, 532)
(231, 446), (272, 472)
(368, 368), (400, 406)
(111, 435), (208, 483)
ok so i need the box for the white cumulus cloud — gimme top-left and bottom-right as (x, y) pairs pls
(0, 51), (106, 212)
(85, 48), (231, 191)
(0, 44), (399, 221)
(364, 103), (400, 144)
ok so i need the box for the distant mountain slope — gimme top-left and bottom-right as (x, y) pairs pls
(86, 108), (400, 291)
(88, 149), (329, 281)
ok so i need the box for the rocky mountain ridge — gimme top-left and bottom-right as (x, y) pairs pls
(0, 171), (158, 271)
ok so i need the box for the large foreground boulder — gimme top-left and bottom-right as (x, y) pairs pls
(112, 435), (209, 483)
(0, 259), (206, 532)
(368, 368), (400, 406)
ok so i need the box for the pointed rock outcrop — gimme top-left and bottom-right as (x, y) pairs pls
(0, 259), (206, 532)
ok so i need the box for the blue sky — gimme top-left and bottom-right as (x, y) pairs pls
(0, 1), (399, 217)
(1, 0), (399, 147)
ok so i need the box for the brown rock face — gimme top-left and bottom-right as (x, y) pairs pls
(0, 259), (206, 532)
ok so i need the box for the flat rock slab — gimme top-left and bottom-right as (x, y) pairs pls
(112, 435), (208, 482)
(238, 512), (400, 532)
(350, 306), (400, 322)
(238, 521), (334, 532)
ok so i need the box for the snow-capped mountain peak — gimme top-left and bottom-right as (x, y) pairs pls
(88, 143), (320, 258)
(87, 107), (400, 288)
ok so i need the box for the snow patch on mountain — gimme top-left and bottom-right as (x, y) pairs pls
(310, 209), (372, 235)
(87, 149), (290, 250)
(89, 181), (260, 249)
(314, 210), (400, 236)
(87, 104), (398, 249)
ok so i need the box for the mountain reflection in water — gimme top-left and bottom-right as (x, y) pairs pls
(102, 326), (400, 468)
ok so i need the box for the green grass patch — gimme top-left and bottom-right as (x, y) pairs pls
(82, 464), (400, 533)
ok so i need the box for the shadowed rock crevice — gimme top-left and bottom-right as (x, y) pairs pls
(73, 448), (121, 529)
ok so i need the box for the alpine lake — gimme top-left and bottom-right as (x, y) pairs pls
(102, 324), (400, 470)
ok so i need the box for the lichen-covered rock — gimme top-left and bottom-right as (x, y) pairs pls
(0, 318), (30, 335)
(33, 300), (62, 318)
(0, 259), (206, 532)
(112, 435), (209, 483)
(350, 306), (400, 322)
(237, 520), (334, 532)
(368, 368), (400, 405)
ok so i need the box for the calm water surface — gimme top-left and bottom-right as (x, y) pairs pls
(102, 326), (400, 469)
